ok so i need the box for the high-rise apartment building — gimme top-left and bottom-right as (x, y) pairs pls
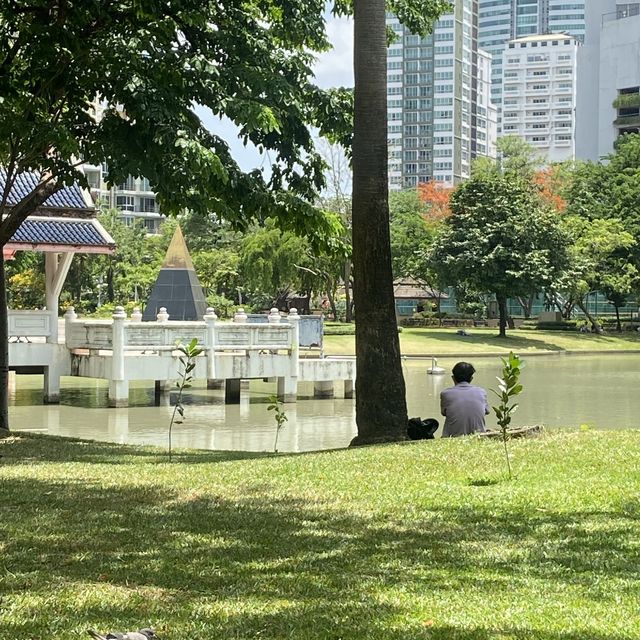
(81, 164), (164, 234)
(479, 1), (585, 118)
(576, 1), (640, 160)
(81, 101), (164, 233)
(502, 34), (580, 162)
(387, 0), (497, 189)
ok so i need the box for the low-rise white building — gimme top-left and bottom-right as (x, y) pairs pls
(501, 34), (580, 163)
(576, 2), (640, 161)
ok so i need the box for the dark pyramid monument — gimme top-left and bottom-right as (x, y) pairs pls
(142, 225), (208, 321)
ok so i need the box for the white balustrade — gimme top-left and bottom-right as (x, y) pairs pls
(12, 305), (354, 407)
(63, 307), (295, 354)
(8, 309), (52, 338)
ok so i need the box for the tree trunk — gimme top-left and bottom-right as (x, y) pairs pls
(497, 293), (508, 338)
(350, 0), (407, 445)
(0, 252), (9, 436)
(107, 261), (115, 303)
(614, 304), (621, 332)
(343, 259), (353, 323)
(0, 172), (61, 435)
(516, 295), (533, 319)
(326, 286), (338, 322)
(576, 299), (603, 334)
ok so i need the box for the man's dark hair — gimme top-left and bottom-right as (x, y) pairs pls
(452, 361), (475, 383)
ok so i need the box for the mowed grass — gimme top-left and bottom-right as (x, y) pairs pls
(324, 327), (640, 356)
(1, 431), (639, 639)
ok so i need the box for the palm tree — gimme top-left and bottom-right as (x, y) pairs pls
(350, 0), (408, 445)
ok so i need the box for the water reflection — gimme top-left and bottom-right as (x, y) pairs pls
(9, 354), (640, 452)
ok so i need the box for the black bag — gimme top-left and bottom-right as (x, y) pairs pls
(407, 417), (439, 440)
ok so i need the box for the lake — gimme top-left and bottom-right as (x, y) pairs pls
(9, 353), (639, 452)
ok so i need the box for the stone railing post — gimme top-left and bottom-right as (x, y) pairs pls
(289, 308), (300, 375)
(109, 306), (129, 407)
(234, 307), (247, 323)
(268, 307), (280, 323)
(156, 307), (169, 323)
(112, 306), (126, 381)
(63, 306), (77, 348)
(130, 307), (142, 322)
(204, 307), (218, 382)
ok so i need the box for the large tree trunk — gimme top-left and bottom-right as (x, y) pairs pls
(516, 295), (533, 319)
(0, 171), (61, 434)
(350, 0), (407, 445)
(0, 252), (9, 436)
(497, 293), (508, 338)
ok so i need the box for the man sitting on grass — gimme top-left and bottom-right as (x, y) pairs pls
(440, 362), (489, 437)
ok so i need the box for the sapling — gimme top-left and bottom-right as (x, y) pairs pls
(168, 338), (203, 461)
(267, 394), (288, 453)
(491, 351), (525, 479)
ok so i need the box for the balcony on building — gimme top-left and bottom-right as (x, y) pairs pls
(613, 87), (640, 136)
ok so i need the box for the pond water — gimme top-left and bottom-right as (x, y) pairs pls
(9, 354), (640, 452)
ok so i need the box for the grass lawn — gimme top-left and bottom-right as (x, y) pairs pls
(1, 431), (639, 639)
(324, 327), (640, 356)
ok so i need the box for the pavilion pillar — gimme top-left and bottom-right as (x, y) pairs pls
(45, 252), (74, 344)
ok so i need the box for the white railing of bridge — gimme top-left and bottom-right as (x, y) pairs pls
(64, 305), (300, 383)
(8, 309), (53, 340)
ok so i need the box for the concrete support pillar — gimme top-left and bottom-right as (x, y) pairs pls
(225, 378), (241, 404)
(7, 370), (16, 398)
(43, 364), (62, 404)
(344, 379), (355, 399)
(277, 376), (297, 403)
(314, 380), (334, 399)
(45, 252), (74, 344)
(155, 379), (172, 393)
(108, 380), (130, 408)
(207, 379), (224, 390)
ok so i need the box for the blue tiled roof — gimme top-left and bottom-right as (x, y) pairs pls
(10, 218), (113, 248)
(0, 169), (91, 211)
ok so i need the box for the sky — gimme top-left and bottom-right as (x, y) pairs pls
(195, 14), (354, 173)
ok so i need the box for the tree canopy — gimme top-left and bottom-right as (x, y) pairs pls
(429, 174), (570, 336)
(0, 0), (354, 244)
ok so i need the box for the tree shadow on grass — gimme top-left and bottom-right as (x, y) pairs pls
(0, 473), (638, 639)
(413, 330), (567, 353)
(0, 432), (268, 465)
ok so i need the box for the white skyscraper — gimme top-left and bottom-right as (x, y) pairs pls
(387, 0), (497, 189)
(502, 34), (580, 162)
(479, 1), (585, 123)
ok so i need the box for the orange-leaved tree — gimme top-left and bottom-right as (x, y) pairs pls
(534, 165), (571, 213)
(418, 181), (453, 222)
